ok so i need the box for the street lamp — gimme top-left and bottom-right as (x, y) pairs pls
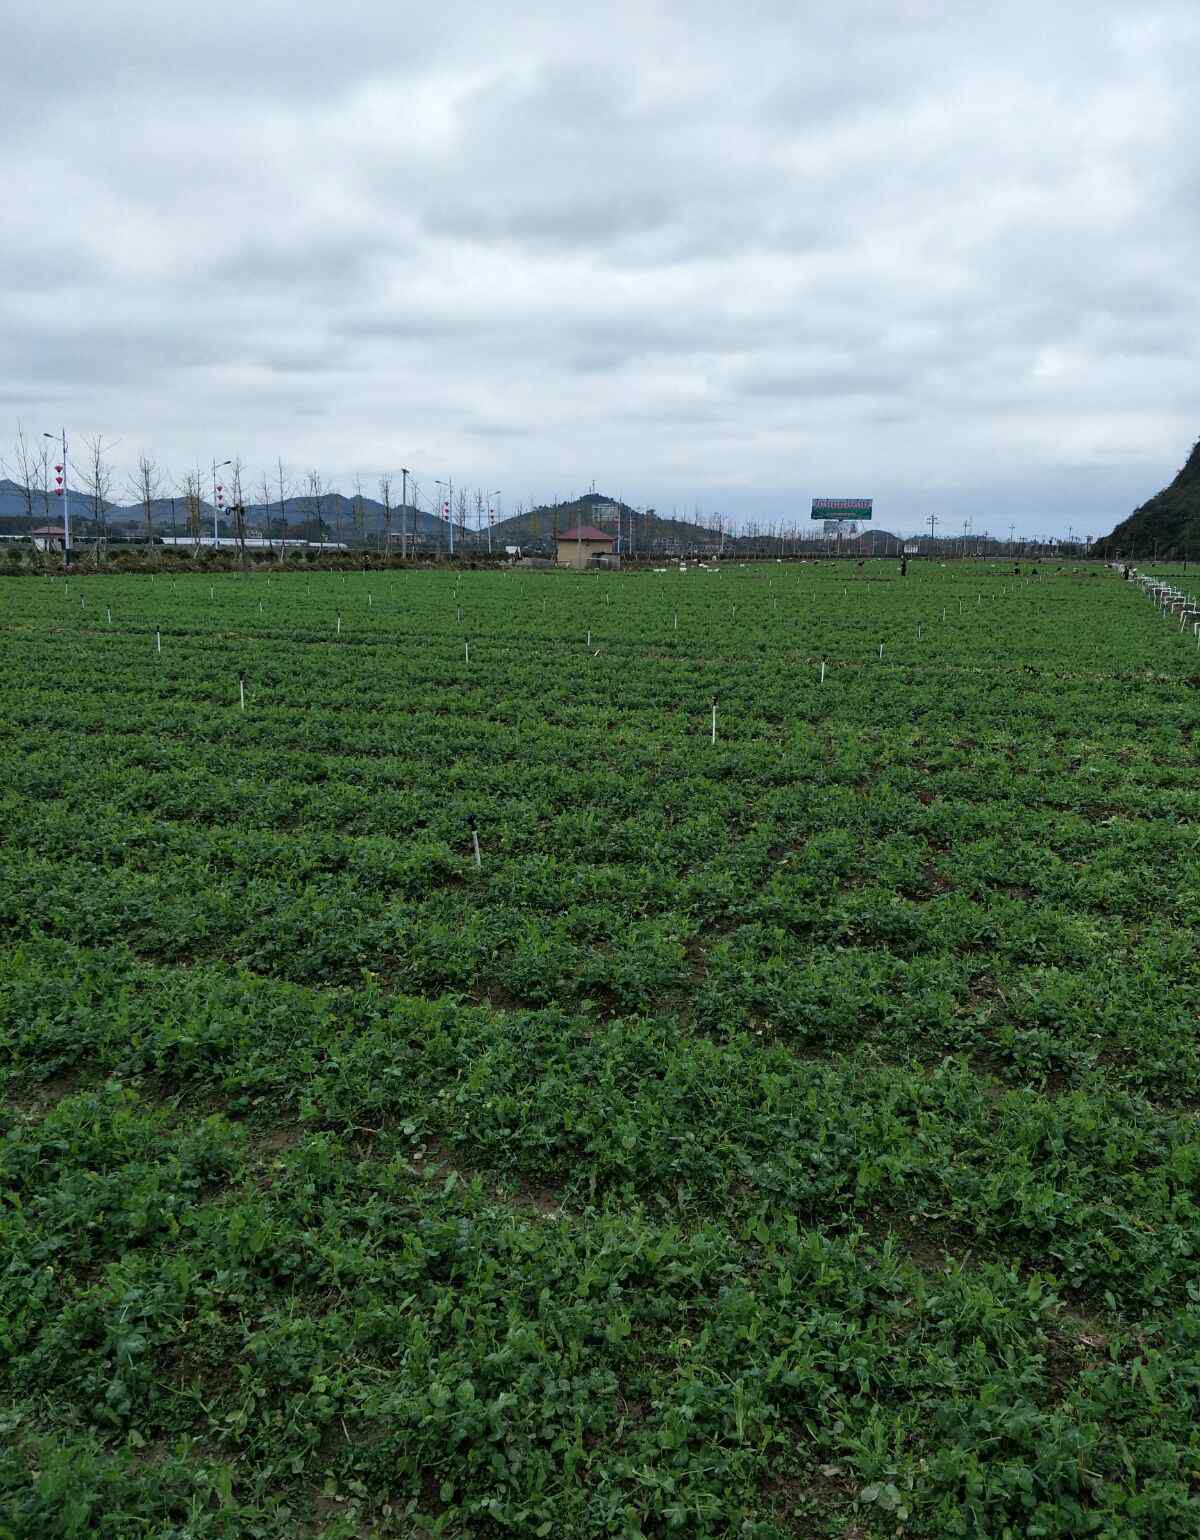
(43, 429), (69, 567)
(212, 459), (232, 544)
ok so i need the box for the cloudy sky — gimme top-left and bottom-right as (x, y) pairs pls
(5, 0), (1200, 535)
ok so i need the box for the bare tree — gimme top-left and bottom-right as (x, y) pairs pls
(353, 475), (367, 547)
(409, 479), (427, 556)
(34, 439), (53, 522)
(181, 469), (206, 556)
(79, 435), (117, 560)
(275, 458), (291, 559)
(4, 425), (38, 522)
(473, 488), (485, 543)
(378, 474), (392, 556)
(126, 451), (163, 553)
(455, 486), (469, 545)
(306, 471), (326, 544)
(229, 456), (248, 568)
(254, 470), (273, 554)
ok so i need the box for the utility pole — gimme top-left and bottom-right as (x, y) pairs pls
(43, 429), (69, 567)
(488, 490), (500, 556)
(928, 512), (938, 551)
(401, 468), (408, 560)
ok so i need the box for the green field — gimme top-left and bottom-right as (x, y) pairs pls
(2, 562), (1199, 1539)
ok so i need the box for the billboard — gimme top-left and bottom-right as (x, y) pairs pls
(812, 498), (872, 521)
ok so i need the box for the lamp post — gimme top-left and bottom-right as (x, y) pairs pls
(212, 459), (232, 545)
(43, 429), (69, 567)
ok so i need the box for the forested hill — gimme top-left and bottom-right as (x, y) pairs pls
(1104, 438), (1200, 556)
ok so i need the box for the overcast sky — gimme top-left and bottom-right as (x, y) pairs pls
(5, 0), (1200, 535)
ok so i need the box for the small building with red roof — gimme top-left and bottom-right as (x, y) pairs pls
(554, 523), (617, 570)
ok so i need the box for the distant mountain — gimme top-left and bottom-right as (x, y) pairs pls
(0, 478), (93, 522)
(1103, 438), (1200, 557)
(0, 479), (446, 544)
(846, 527), (904, 556)
(486, 492), (723, 553)
(1, 476), (899, 556)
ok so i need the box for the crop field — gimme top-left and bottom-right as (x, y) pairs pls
(2, 560), (1200, 1539)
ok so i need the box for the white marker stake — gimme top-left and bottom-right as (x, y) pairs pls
(820, 660), (826, 684)
(917, 623), (923, 641)
(210, 586), (214, 600)
(942, 607), (947, 622)
(156, 629), (161, 654)
(711, 702), (717, 743)
(107, 608), (112, 625)
(465, 640), (470, 665)
(239, 675), (245, 712)
(878, 642), (884, 659)
(586, 630), (591, 647)
(368, 593), (372, 606)
(674, 611), (678, 630)
(337, 614), (341, 634)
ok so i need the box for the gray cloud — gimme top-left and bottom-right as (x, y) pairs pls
(3, 0), (1200, 533)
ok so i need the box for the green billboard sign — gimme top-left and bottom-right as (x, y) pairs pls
(811, 498), (873, 520)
